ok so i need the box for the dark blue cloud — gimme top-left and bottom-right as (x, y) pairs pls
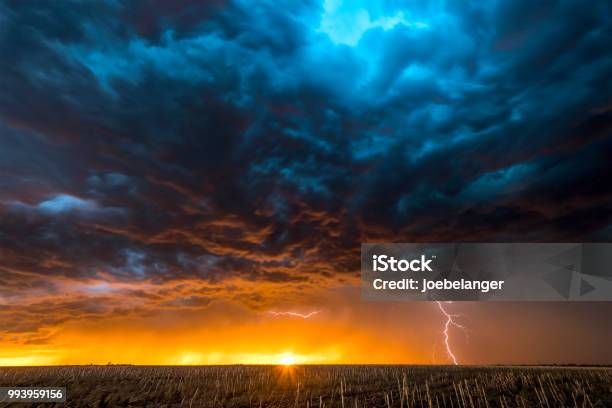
(0, 0), (611, 288)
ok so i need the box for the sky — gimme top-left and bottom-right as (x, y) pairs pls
(0, 0), (611, 366)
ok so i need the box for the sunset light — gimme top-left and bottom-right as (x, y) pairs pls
(278, 353), (297, 366)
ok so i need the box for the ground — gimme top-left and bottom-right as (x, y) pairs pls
(1, 365), (611, 407)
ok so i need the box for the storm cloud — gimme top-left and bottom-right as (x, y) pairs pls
(1, 0), (612, 349)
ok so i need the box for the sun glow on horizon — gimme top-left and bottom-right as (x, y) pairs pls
(0, 297), (435, 367)
(278, 353), (297, 366)
(0, 355), (58, 367)
(165, 351), (328, 366)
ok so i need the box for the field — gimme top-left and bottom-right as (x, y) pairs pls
(1, 365), (611, 407)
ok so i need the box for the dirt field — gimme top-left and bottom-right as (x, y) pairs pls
(1, 365), (610, 407)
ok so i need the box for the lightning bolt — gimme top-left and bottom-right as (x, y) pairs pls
(435, 301), (467, 365)
(267, 310), (321, 319)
